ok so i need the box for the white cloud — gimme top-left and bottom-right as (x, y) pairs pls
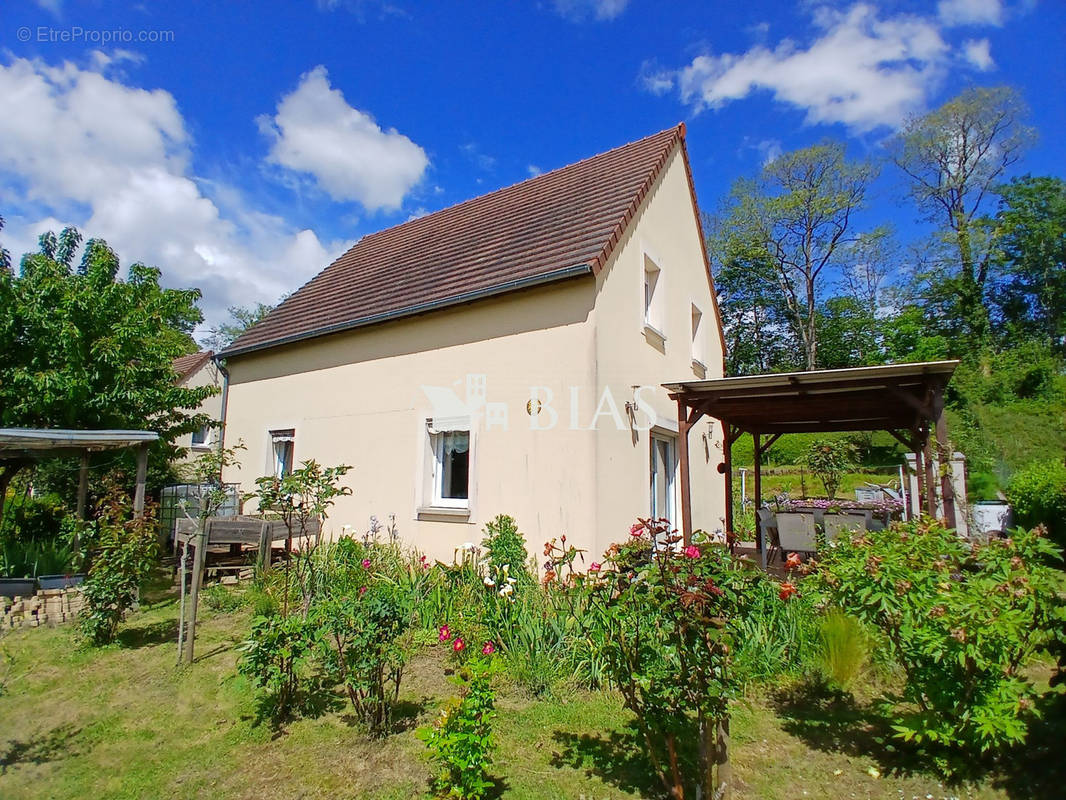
(460, 142), (496, 172)
(962, 38), (995, 70)
(527, 164), (543, 177)
(259, 65), (428, 211)
(639, 60), (675, 95)
(553, 0), (628, 22)
(668, 4), (953, 132)
(937, 0), (1004, 27)
(0, 56), (341, 327)
(755, 139), (783, 165)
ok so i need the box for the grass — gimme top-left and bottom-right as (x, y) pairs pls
(0, 581), (1061, 799)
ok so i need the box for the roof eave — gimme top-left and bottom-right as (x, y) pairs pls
(218, 262), (594, 361)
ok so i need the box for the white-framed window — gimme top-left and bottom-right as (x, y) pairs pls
(270, 429), (295, 478)
(643, 254), (664, 337)
(425, 418), (471, 510)
(650, 432), (678, 533)
(191, 424), (211, 447)
(691, 303), (706, 371)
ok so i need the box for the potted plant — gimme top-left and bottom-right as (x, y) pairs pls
(0, 542), (38, 598)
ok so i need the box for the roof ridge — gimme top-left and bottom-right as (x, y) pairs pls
(361, 124), (684, 245)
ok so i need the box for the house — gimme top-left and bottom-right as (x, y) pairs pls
(172, 350), (222, 460)
(216, 125), (728, 562)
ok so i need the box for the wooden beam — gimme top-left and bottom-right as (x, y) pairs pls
(887, 428), (919, 452)
(677, 397), (694, 547)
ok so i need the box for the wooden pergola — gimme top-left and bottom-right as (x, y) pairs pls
(664, 361), (960, 555)
(0, 428), (159, 518)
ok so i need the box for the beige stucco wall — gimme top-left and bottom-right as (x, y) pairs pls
(174, 361), (223, 464)
(589, 147), (727, 556)
(220, 142), (726, 565)
(222, 280), (601, 564)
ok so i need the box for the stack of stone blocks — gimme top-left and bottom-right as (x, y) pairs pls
(1, 587), (86, 629)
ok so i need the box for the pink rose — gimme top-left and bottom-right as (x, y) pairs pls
(453, 637), (465, 653)
(438, 625), (451, 642)
(482, 641), (495, 655)
(362, 558), (372, 569)
(684, 545), (700, 559)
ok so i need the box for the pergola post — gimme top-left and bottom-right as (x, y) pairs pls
(922, 433), (937, 518)
(76, 451), (90, 520)
(677, 397), (694, 547)
(133, 441), (149, 519)
(722, 422), (734, 541)
(932, 393), (957, 529)
(752, 432), (762, 557)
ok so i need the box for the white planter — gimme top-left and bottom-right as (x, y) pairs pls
(971, 502), (1012, 535)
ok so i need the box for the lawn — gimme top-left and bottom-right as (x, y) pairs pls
(1, 581), (1061, 800)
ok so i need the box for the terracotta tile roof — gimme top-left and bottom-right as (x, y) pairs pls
(173, 350), (213, 384)
(221, 125), (687, 358)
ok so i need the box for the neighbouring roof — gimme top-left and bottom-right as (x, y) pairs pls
(664, 361), (961, 437)
(173, 351), (214, 384)
(221, 125), (692, 358)
(0, 428), (159, 461)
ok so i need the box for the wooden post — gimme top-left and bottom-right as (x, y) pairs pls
(133, 442), (149, 518)
(933, 399), (957, 529)
(183, 520), (209, 664)
(752, 433), (762, 553)
(922, 435), (937, 518)
(257, 520), (271, 573)
(76, 451), (89, 520)
(913, 449), (925, 519)
(677, 397), (694, 546)
(723, 422), (734, 540)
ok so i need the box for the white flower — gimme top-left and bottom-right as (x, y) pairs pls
(506, 577), (517, 585)
(502, 564), (510, 573)
(499, 583), (514, 596)
(461, 542), (476, 551)
(483, 577), (496, 587)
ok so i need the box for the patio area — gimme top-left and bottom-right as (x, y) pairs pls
(664, 361), (960, 567)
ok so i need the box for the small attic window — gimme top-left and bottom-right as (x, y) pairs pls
(643, 255), (665, 343)
(691, 304), (706, 371)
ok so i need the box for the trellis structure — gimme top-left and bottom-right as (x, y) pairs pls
(664, 361), (960, 559)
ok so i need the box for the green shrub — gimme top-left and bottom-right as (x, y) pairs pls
(0, 491), (67, 544)
(802, 439), (857, 499)
(811, 519), (1065, 768)
(814, 609), (868, 692)
(480, 515), (530, 581)
(0, 538), (77, 579)
(1006, 460), (1066, 546)
(79, 494), (160, 646)
(238, 612), (321, 720)
(420, 656), (497, 800)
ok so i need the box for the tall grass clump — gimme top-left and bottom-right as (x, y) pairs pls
(814, 608), (868, 692)
(731, 576), (819, 683)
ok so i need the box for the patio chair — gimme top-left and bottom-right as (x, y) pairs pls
(823, 513), (867, 543)
(757, 508), (780, 563)
(775, 512), (817, 558)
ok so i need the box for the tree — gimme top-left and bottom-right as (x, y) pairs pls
(889, 87), (1035, 347)
(707, 226), (799, 375)
(991, 175), (1066, 351)
(711, 142), (877, 370)
(201, 302), (275, 351)
(0, 226), (216, 524)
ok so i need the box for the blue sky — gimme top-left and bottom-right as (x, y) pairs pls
(2, 0), (1063, 332)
